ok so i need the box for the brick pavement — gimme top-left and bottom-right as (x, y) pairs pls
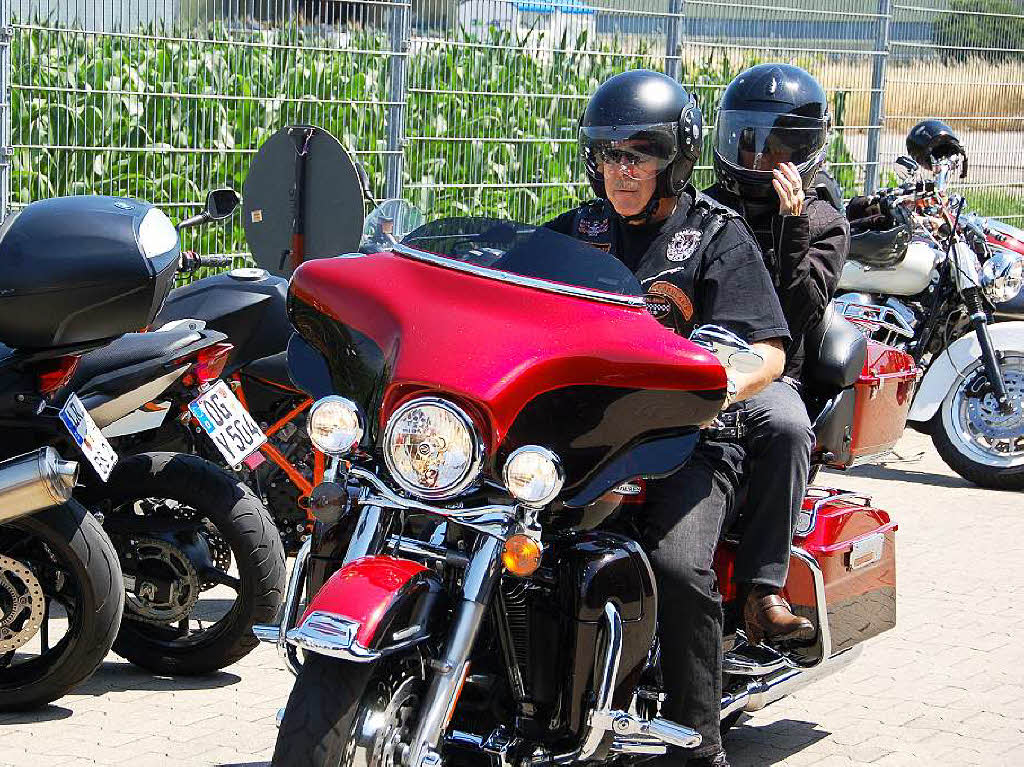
(1, 431), (1022, 766)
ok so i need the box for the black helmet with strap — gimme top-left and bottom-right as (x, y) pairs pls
(579, 69), (703, 221)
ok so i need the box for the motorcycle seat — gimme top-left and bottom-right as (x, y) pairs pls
(802, 304), (867, 392)
(69, 329), (202, 391)
(244, 351), (295, 390)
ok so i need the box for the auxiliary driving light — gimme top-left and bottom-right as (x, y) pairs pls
(503, 446), (564, 507)
(307, 396), (363, 455)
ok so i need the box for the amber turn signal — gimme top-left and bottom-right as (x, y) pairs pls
(502, 534), (543, 577)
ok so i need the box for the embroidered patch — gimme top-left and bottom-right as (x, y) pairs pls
(578, 217), (609, 237)
(588, 242), (611, 252)
(643, 293), (672, 320)
(666, 229), (701, 262)
(648, 280), (694, 322)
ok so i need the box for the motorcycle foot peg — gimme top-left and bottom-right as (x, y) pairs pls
(646, 718), (702, 750)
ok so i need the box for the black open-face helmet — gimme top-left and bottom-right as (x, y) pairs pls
(579, 70), (703, 205)
(713, 63), (831, 201)
(906, 119), (967, 178)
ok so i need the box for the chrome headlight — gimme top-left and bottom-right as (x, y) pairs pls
(503, 446), (564, 507)
(982, 251), (1024, 303)
(383, 398), (482, 499)
(307, 396), (363, 455)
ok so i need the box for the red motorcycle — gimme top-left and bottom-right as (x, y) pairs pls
(255, 218), (911, 766)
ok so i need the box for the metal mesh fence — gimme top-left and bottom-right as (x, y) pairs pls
(0, 0), (1021, 259)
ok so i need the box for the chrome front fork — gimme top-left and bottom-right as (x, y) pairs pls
(406, 532), (507, 767)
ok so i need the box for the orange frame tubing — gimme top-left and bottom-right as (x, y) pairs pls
(229, 373), (324, 517)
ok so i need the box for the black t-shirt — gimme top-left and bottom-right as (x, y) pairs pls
(544, 197), (790, 347)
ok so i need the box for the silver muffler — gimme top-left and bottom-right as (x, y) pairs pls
(0, 448), (79, 524)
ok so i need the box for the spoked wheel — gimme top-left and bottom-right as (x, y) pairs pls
(933, 353), (1024, 490)
(273, 653), (426, 767)
(0, 501), (123, 710)
(82, 453), (286, 675)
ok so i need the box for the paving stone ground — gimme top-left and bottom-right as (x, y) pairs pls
(1, 430), (1021, 766)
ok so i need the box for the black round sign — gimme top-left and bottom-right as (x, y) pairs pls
(242, 125), (365, 277)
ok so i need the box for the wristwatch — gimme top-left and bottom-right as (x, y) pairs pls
(724, 377), (738, 409)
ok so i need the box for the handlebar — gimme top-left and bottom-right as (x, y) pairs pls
(178, 251), (235, 273)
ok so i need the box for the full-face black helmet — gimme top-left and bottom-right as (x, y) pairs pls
(713, 63), (831, 201)
(579, 69), (703, 202)
(906, 119), (967, 177)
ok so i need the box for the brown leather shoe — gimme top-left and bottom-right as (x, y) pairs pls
(742, 586), (815, 646)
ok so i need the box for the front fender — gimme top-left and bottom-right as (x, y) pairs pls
(286, 555), (446, 662)
(909, 321), (1024, 422)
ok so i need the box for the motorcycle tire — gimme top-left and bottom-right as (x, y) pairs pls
(931, 355), (1024, 491)
(0, 501), (124, 711)
(83, 452), (286, 675)
(272, 653), (380, 767)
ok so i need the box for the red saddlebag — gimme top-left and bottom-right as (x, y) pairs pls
(847, 341), (918, 465)
(715, 488), (897, 656)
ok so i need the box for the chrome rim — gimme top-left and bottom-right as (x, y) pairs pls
(943, 353), (1024, 468)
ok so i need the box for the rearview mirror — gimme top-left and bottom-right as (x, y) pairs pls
(206, 188), (241, 221)
(689, 324), (763, 374)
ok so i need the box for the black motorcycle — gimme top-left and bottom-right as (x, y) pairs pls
(0, 194), (286, 676)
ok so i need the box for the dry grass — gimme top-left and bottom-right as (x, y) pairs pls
(669, 46), (1024, 131)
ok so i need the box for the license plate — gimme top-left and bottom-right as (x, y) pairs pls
(60, 393), (118, 482)
(188, 380), (267, 467)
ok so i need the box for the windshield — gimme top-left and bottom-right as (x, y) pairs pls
(397, 217), (644, 298)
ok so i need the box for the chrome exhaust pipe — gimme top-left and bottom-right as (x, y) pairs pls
(0, 448), (79, 524)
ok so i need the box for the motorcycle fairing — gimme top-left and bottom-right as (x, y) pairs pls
(290, 555), (446, 661)
(288, 252), (726, 496)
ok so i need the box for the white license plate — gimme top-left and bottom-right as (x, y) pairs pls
(60, 393), (118, 482)
(188, 380), (267, 466)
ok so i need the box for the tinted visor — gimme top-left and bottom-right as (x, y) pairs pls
(715, 110), (828, 173)
(580, 123), (678, 180)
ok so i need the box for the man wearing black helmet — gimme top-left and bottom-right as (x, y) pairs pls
(705, 63), (849, 645)
(546, 69), (792, 767)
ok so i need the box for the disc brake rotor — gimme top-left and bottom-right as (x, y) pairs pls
(347, 671), (423, 767)
(140, 498), (232, 590)
(966, 368), (1024, 442)
(124, 537), (201, 625)
(0, 554), (46, 653)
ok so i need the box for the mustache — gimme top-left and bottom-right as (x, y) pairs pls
(610, 180), (641, 192)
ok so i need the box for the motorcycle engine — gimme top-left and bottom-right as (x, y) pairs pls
(253, 413), (314, 556)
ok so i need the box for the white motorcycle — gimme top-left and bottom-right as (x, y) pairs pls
(838, 154), (1024, 489)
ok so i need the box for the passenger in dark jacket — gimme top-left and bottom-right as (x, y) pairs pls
(706, 62), (849, 645)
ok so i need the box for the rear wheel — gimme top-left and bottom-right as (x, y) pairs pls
(932, 353), (1024, 490)
(0, 501), (123, 710)
(81, 452), (286, 674)
(273, 652), (425, 767)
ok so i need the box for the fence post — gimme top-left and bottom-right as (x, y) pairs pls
(864, 0), (892, 195)
(666, 0), (685, 80)
(0, 0), (10, 222)
(385, 0), (411, 201)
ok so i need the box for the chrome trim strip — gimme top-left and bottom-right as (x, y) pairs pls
(285, 611), (380, 662)
(382, 397), (485, 501)
(391, 243), (647, 308)
(252, 536), (311, 677)
(790, 545), (832, 670)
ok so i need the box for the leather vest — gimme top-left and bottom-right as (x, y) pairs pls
(570, 192), (741, 337)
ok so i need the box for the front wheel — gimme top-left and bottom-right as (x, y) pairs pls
(932, 352), (1024, 490)
(0, 501), (124, 710)
(273, 653), (425, 767)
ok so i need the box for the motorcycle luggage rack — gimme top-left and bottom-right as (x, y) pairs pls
(834, 300), (914, 340)
(795, 487), (873, 538)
